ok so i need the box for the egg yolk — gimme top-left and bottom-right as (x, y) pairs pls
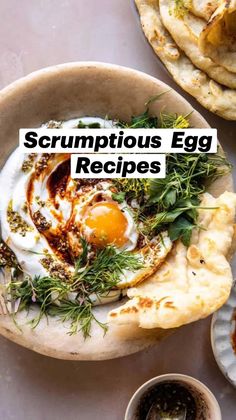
(84, 202), (128, 248)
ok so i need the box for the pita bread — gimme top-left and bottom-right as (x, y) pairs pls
(135, 0), (236, 120)
(199, 0), (236, 73)
(109, 191), (236, 328)
(159, 0), (236, 89)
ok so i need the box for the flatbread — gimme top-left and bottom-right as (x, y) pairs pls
(159, 0), (236, 89)
(199, 0), (236, 73)
(135, 0), (236, 120)
(109, 191), (236, 328)
(187, 0), (219, 20)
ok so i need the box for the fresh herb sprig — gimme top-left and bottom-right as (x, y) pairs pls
(8, 242), (143, 337)
(112, 112), (231, 245)
(118, 109), (190, 130)
(73, 245), (143, 294)
(48, 300), (103, 337)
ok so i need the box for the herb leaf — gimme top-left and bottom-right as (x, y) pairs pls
(111, 191), (126, 204)
(74, 237), (88, 273)
(168, 216), (195, 246)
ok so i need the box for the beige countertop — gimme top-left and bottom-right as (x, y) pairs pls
(0, 1), (236, 419)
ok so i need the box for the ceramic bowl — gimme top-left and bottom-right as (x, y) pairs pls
(125, 373), (222, 420)
(0, 62), (212, 360)
(211, 287), (236, 387)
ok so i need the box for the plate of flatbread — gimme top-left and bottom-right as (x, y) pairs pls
(135, 0), (236, 120)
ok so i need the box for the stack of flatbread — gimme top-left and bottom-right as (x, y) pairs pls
(135, 0), (236, 120)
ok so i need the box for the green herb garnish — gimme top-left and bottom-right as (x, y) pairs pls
(113, 114), (231, 246)
(8, 242), (143, 337)
(77, 121), (101, 128)
(111, 191), (126, 204)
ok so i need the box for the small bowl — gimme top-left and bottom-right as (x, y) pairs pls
(125, 373), (221, 420)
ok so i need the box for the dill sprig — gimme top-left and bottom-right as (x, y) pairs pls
(8, 244), (143, 337)
(48, 300), (106, 338)
(73, 245), (143, 294)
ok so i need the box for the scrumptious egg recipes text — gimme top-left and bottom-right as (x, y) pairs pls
(19, 128), (217, 178)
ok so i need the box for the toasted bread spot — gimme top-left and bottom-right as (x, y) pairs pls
(138, 297), (153, 308)
(164, 301), (176, 309)
(120, 306), (138, 314)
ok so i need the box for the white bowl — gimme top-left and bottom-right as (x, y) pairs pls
(125, 373), (221, 420)
(0, 61), (213, 361)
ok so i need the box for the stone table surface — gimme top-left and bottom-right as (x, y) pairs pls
(0, 0), (236, 419)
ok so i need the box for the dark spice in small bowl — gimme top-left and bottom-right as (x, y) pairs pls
(134, 381), (197, 420)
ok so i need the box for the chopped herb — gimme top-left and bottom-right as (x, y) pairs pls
(35, 196), (45, 207)
(35, 154), (52, 177)
(32, 211), (51, 232)
(0, 241), (18, 268)
(112, 179), (149, 203)
(40, 254), (71, 281)
(172, 0), (191, 18)
(77, 121), (101, 128)
(22, 202), (28, 213)
(111, 191), (126, 203)
(7, 200), (33, 236)
(21, 153), (37, 173)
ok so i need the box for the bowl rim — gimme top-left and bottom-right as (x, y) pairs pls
(211, 287), (236, 388)
(124, 373), (222, 420)
(0, 60), (210, 130)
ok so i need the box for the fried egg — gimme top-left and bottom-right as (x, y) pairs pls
(74, 188), (138, 251)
